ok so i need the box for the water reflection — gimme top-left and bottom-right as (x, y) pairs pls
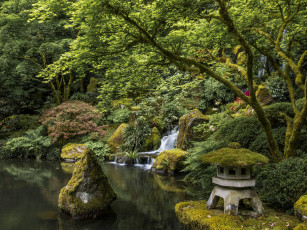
(0, 160), (195, 230)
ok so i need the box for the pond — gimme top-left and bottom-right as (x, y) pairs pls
(0, 159), (202, 230)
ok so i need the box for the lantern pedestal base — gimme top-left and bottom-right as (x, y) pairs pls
(206, 185), (263, 215)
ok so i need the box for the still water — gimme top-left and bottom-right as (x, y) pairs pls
(0, 159), (199, 230)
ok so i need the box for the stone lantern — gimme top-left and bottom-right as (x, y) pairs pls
(200, 143), (269, 215)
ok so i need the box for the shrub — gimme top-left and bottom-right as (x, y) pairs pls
(254, 102), (294, 128)
(122, 116), (150, 151)
(3, 126), (57, 159)
(41, 101), (108, 143)
(249, 127), (287, 159)
(84, 140), (111, 160)
(256, 157), (307, 211)
(107, 108), (130, 123)
(213, 116), (261, 148)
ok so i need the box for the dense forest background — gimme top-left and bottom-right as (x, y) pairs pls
(0, 0), (306, 213)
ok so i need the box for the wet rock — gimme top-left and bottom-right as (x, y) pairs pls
(295, 195), (307, 223)
(61, 143), (87, 162)
(108, 123), (128, 153)
(151, 149), (188, 175)
(58, 149), (117, 220)
(142, 127), (161, 151)
(176, 109), (209, 150)
(256, 85), (273, 106)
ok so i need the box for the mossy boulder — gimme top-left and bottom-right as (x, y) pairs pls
(175, 200), (300, 230)
(200, 144), (269, 167)
(177, 109), (209, 150)
(294, 223), (307, 230)
(108, 123), (128, 153)
(151, 149), (188, 174)
(61, 162), (75, 174)
(87, 77), (98, 93)
(295, 195), (307, 223)
(142, 127), (161, 151)
(58, 149), (117, 220)
(61, 143), (87, 162)
(256, 85), (273, 106)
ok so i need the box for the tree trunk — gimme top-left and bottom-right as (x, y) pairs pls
(251, 101), (282, 162)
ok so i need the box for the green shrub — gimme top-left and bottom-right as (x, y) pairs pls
(107, 108), (130, 123)
(249, 127), (287, 159)
(256, 157), (307, 212)
(213, 116), (261, 148)
(254, 102), (294, 128)
(265, 73), (289, 101)
(122, 116), (150, 151)
(84, 140), (111, 160)
(3, 126), (56, 159)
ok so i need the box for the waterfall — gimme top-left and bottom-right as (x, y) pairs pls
(141, 127), (179, 155)
(110, 127), (179, 170)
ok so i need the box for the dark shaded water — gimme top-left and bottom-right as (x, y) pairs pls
(0, 159), (200, 230)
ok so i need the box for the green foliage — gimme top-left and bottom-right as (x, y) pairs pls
(3, 126), (56, 159)
(193, 112), (231, 136)
(41, 101), (108, 143)
(265, 73), (289, 102)
(125, 150), (140, 164)
(70, 92), (97, 104)
(255, 102), (294, 128)
(107, 108), (130, 124)
(84, 140), (110, 161)
(213, 116), (261, 148)
(122, 116), (150, 152)
(256, 157), (307, 212)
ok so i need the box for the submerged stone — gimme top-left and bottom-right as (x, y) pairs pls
(61, 143), (87, 162)
(295, 195), (307, 223)
(58, 149), (117, 220)
(177, 109), (209, 150)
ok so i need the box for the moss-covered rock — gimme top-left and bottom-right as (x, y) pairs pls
(108, 123), (128, 153)
(152, 149), (188, 174)
(61, 143), (87, 162)
(175, 200), (300, 230)
(200, 145), (269, 167)
(295, 195), (307, 223)
(177, 109), (209, 150)
(142, 127), (161, 151)
(256, 85), (273, 106)
(87, 77), (98, 93)
(294, 223), (307, 230)
(58, 149), (117, 220)
(61, 162), (75, 174)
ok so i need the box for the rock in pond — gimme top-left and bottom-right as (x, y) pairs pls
(58, 148), (117, 220)
(151, 149), (188, 175)
(177, 109), (209, 150)
(295, 195), (307, 223)
(61, 143), (87, 162)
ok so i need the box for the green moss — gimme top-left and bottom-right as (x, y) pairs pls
(256, 85), (273, 106)
(295, 195), (307, 217)
(177, 109), (209, 150)
(175, 200), (300, 230)
(87, 77), (98, 93)
(108, 123), (128, 153)
(61, 162), (75, 174)
(61, 143), (87, 160)
(58, 149), (116, 220)
(152, 149), (189, 173)
(294, 223), (307, 230)
(142, 127), (161, 151)
(199, 147), (269, 167)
